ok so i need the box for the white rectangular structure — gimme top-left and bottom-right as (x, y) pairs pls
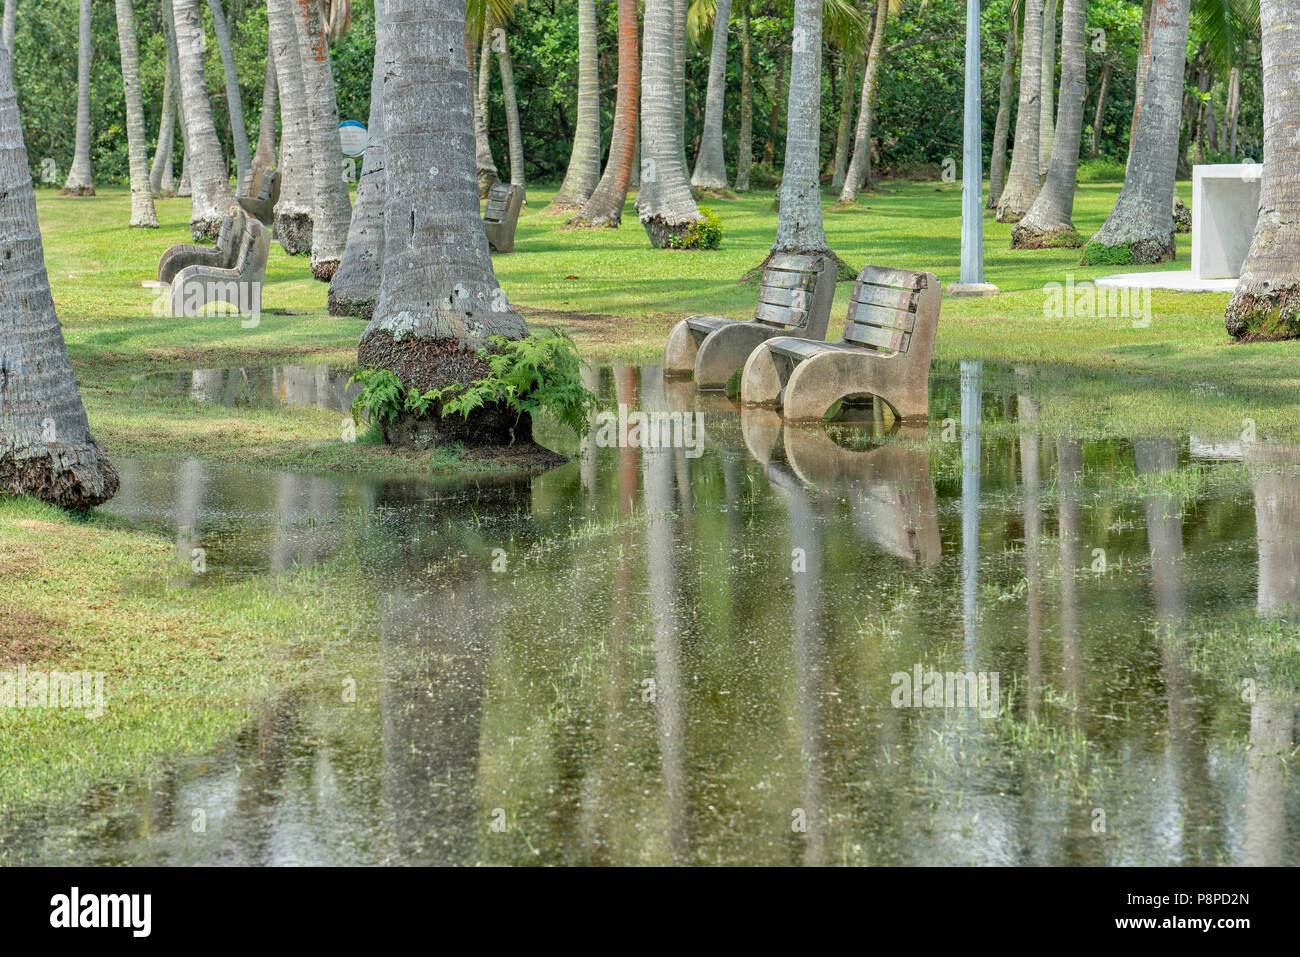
(1192, 164), (1262, 280)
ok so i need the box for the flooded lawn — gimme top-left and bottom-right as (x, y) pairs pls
(2, 362), (1297, 865)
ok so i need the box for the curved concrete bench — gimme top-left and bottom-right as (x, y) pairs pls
(484, 183), (524, 253)
(740, 265), (941, 422)
(238, 168), (281, 227)
(663, 252), (836, 391)
(156, 206), (247, 285)
(168, 219), (270, 319)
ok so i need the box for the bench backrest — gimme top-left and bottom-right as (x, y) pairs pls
(484, 183), (522, 224)
(843, 266), (937, 355)
(237, 221), (271, 285)
(753, 253), (835, 337)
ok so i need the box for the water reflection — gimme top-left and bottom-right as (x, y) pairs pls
(5, 363), (1299, 866)
(170, 365), (362, 413)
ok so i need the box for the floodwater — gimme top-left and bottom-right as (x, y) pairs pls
(3, 361), (1298, 865)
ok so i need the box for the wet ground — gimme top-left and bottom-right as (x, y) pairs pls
(3, 361), (1298, 865)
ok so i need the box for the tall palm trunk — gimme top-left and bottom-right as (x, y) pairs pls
(252, 47), (277, 175)
(208, 0), (251, 190)
(174, 0), (237, 239)
(471, 29), (498, 195)
(113, 0), (158, 226)
(1085, 0), (1189, 263)
(175, 88), (191, 196)
(357, 0), (529, 447)
(734, 0), (753, 190)
(1012, 0), (1087, 247)
(2, 0), (15, 51)
(496, 28), (525, 188)
(570, 0), (638, 227)
(762, 47), (783, 165)
(150, 42), (177, 194)
(61, 0), (94, 194)
(690, 0), (732, 190)
(1128, 0), (1153, 164)
(637, 0), (702, 246)
(759, 0), (842, 272)
(1038, 0), (1059, 178)
(838, 0), (888, 205)
(996, 0), (1044, 221)
(0, 43), (117, 508)
(1089, 58), (1111, 158)
(830, 53), (857, 192)
(1226, 64), (1241, 155)
(551, 0), (601, 209)
(1224, 0), (1300, 339)
(329, 0), (386, 318)
(293, 0), (353, 280)
(267, 0), (313, 253)
(987, 16), (1018, 208)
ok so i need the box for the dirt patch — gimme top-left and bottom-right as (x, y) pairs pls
(0, 607), (72, 666)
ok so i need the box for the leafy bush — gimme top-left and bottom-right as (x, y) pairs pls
(1076, 159), (1128, 183)
(350, 330), (598, 438)
(1080, 241), (1135, 266)
(668, 205), (724, 250)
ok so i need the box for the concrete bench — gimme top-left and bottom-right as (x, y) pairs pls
(740, 264), (941, 422)
(156, 206), (247, 285)
(663, 252), (836, 390)
(168, 218), (270, 320)
(483, 183), (524, 253)
(237, 168), (281, 227)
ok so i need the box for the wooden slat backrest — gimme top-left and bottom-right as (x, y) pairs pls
(753, 253), (823, 329)
(484, 184), (512, 222)
(843, 266), (927, 353)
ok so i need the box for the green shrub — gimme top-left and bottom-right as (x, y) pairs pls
(350, 330), (599, 438)
(1080, 241), (1135, 266)
(1076, 159), (1127, 183)
(668, 205), (724, 250)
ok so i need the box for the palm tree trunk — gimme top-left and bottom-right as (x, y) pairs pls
(114, 0), (158, 226)
(1089, 58), (1111, 158)
(293, 0), (353, 280)
(1128, 0), (1153, 165)
(2, 0), (15, 51)
(175, 89), (191, 196)
(690, 0), (732, 190)
(61, 0), (94, 194)
(252, 46), (277, 174)
(996, 0), (1044, 221)
(1012, 0), (1087, 247)
(838, 0), (887, 205)
(1226, 64), (1241, 155)
(267, 0), (313, 253)
(496, 29), (525, 189)
(208, 0), (251, 190)
(471, 28), (498, 196)
(150, 47), (177, 194)
(0, 43), (117, 508)
(357, 0), (529, 447)
(174, 0), (237, 239)
(674, 0), (687, 169)
(830, 54), (858, 192)
(987, 15), (1018, 208)
(570, 0), (638, 227)
(1085, 0), (1189, 263)
(1038, 0), (1059, 178)
(552, 0), (602, 209)
(734, 0), (752, 190)
(328, 0), (386, 317)
(1224, 0), (1300, 339)
(637, 0), (702, 246)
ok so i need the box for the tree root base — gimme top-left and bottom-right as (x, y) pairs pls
(59, 186), (95, 197)
(1081, 235), (1174, 266)
(311, 257), (340, 282)
(1225, 282), (1300, 340)
(0, 441), (119, 511)
(273, 211), (313, 256)
(327, 289), (376, 320)
(740, 247), (857, 284)
(1010, 225), (1085, 249)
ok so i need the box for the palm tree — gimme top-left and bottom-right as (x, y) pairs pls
(1224, 0), (1300, 339)
(996, 0), (1044, 221)
(1084, 0), (1190, 263)
(293, 0), (354, 280)
(569, 0), (638, 226)
(357, 0), (529, 445)
(471, 28), (499, 195)
(1038, 0), (1058, 177)
(252, 48), (278, 176)
(149, 24), (178, 194)
(208, 0), (251, 190)
(3, 0), (15, 51)
(690, 0), (733, 190)
(987, 7), (1018, 208)
(638, 0), (703, 246)
(113, 0), (158, 226)
(734, 0), (753, 190)
(1012, 0), (1086, 247)
(174, 0), (237, 239)
(496, 28), (525, 188)
(61, 0), (94, 195)
(550, 0), (602, 210)
(838, 0), (890, 204)
(329, 0), (386, 317)
(267, 0), (314, 253)
(829, 52), (859, 192)
(0, 43), (117, 508)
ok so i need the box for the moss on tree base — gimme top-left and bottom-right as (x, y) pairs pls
(58, 186), (95, 197)
(1011, 225), (1086, 250)
(310, 257), (340, 282)
(326, 289), (376, 320)
(0, 441), (119, 511)
(1225, 282), (1300, 340)
(273, 211), (313, 255)
(189, 215), (225, 243)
